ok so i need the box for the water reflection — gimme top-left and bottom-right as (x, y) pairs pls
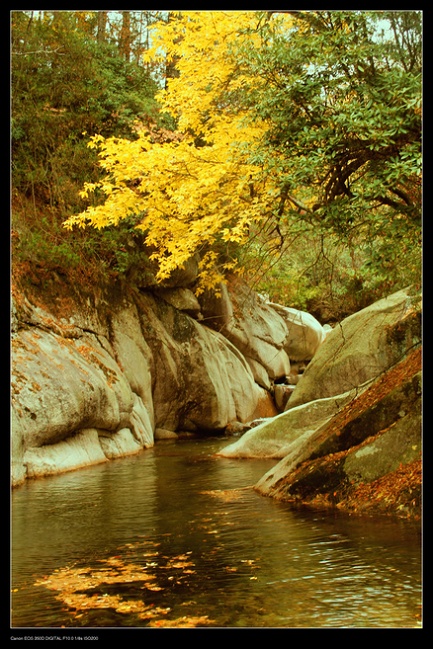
(11, 438), (422, 628)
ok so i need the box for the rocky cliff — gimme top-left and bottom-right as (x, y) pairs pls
(219, 287), (422, 520)
(11, 271), (325, 486)
(11, 269), (422, 521)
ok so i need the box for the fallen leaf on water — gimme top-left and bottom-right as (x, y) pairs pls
(200, 488), (251, 502)
(148, 615), (214, 628)
(33, 550), (203, 622)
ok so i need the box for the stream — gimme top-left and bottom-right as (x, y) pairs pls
(11, 437), (422, 629)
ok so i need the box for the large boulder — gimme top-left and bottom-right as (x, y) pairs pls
(11, 277), (275, 485)
(11, 328), (135, 449)
(217, 277), (292, 388)
(217, 389), (357, 459)
(255, 347), (422, 520)
(286, 287), (421, 410)
(268, 303), (326, 361)
(138, 291), (270, 432)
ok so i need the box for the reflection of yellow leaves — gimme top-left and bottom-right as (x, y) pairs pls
(148, 615), (214, 628)
(33, 546), (204, 624)
(200, 487), (251, 502)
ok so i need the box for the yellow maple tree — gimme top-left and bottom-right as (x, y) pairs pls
(64, 10), (295, 293)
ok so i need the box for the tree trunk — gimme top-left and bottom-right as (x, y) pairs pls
(164, 11), (180, 89)
(97, 11), (107, 44)
(119, 10), (131, 61)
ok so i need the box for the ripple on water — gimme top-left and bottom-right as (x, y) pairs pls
(11, 438), (422, 628)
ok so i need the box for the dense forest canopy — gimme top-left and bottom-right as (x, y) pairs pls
(11, 10), (422, 320)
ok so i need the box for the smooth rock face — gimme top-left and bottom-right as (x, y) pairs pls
(12, 277), (282, 484)
(99, 428), (143, 459)
(136, 292), (268, 432)
(24, 429), (108, 479)
(12, 329), (134, 449)
(219, 278), (292, 382)
(286, 287), (421, 410)
(217, 389), (357, 459)
(129, 394), (154, 447)
(268, 303), (326, 361)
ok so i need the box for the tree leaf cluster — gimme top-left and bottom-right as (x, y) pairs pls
(12, 11), (159, 208)
(12, 11), (421, 315)
(11, 10), (165, 284)
(237, 11), (421, 226)
(65, 10), (421, 310)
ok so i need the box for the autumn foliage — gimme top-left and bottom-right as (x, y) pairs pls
(63, 12), (277, 292)
(64, 10), (421, 297)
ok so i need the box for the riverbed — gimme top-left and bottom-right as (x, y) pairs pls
(11, 437), (422, 629)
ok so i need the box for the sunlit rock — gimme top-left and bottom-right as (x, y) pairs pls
(99, 428), (143, 459)
(24, 429), (108, 478)
(11, 328), (134, 449)
(129, 394), (154, 447)
(217, 389), (357, 459)
(286, 287), (421, 410)
(268, 303), (326, 361)
(219, 277), (291, 382)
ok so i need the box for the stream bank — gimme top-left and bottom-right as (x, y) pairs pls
(11, 268), (422, 521)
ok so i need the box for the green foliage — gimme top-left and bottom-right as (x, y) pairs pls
(11, 10), (162, 284)
(11, 10), (159, 213)
(236, 11), (421, 222)
(230, 10), (422, 312)
(12, 10), (422, 317)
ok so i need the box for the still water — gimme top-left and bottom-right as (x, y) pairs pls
(11, 437), (422, 629)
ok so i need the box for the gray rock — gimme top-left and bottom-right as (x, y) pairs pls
(24, 429), (108, 479)
(217, 389), (357, 459)
(268, 303), (326, 361)
(286, 287), (421, 410)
